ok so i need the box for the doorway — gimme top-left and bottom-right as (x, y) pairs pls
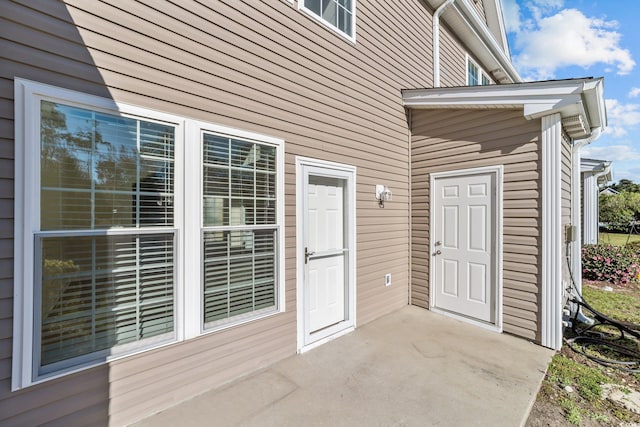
(430, 166), (502, 330)
(296, 157), (356, 351)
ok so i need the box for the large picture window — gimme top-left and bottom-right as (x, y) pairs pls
(13, 79), (284, 389)
(36, 100), (177, 377)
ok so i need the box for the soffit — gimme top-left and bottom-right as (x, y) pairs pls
(402, 78), (607, 140)
(581, 158), (613, 182)
(423, 0), (519, 83)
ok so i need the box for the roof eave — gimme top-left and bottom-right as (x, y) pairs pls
(445, 0), (520, 83)
(402, 78), (607, 140)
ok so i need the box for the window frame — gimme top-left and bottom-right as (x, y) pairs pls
(299, 0), (357, 42)
(466, 55), (493, 86)
(183, 121), (285, 339)
(13, 79), (285, 390)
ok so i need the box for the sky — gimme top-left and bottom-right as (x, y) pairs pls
(502, 0), (640, 183)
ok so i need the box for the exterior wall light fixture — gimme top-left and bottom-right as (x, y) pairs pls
(375, 184), (392, 207)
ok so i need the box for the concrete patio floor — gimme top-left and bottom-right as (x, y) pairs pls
(133, 306), (553, 427)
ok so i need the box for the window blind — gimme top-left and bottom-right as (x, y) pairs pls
(38, 100), (176, 373)
(202, 133), (278, 327)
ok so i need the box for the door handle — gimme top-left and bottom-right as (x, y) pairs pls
(434, 250), (442, 255)
(305, 247), (315, 264)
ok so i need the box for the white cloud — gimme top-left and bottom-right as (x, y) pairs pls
(502, 0), (522, 33)
(604, 99), (640, 137)
(526, 0), (565, 21)
(629, 87), (640, 98)
(581, 144), (640, 162)
(503, 0), (564, 34)
(532, 0), (565, 9)
(508, 8), (635, 80)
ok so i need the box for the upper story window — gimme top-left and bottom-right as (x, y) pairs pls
(13, 79), (284, 389)
(467, 56), (492, 86)
(300, 0), (356, 41)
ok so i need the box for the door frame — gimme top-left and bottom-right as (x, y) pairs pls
(429, 165), (504, 333)
(296, 157), (356, 353)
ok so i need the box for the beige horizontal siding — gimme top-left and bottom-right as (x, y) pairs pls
(410, 108), (543, 343)
(473, 0), (488, 23)
(0, 0), (478, 424)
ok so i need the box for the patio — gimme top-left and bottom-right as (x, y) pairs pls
(133, 306), (553, 426)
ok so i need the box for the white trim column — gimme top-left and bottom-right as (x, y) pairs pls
(571, 147), (583, 298)
(541, 114), (564, 350)
(583, 172), (599, 244)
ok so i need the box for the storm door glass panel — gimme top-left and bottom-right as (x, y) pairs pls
(202, 132), (278, 327)
(38, 233), (175, 373)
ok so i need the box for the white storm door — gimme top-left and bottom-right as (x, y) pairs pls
(433, 172), (495, 323)
(306, 174), (347, 333)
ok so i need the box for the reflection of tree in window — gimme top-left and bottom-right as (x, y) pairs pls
(38, 101), (175, 373)
(40, 102), (174, 229)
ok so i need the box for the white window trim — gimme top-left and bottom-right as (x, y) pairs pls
(13, 78), (285, 390)
(466, 55), (492, 86)
(184, 120), (286, 339)
(298, 0), (357, 43)
(295, 156), (357, 353)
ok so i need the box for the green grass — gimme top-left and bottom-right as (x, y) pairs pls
(599, 232), (640, 246)
(533, 283), (640, 425)
(582, 286), (640, 323)
(548, 354), (610, 424)
(560, 397), (583, 425)
(547, 354), (608, 403)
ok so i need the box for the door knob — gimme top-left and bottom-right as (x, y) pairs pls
(435, 250), (442, 255)
(435, 241), (442, 246)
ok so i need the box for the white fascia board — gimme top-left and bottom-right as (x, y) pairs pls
(402, 78), (606, 138)
(523, 95), (585, 120)
(583, 79), (607, 129)
(403, 89), (582, 116)
(483, 0), (510, 58)
(590, 162), (613, 184)
(580, 158), (611, 174)
(445, 1), (521, 83)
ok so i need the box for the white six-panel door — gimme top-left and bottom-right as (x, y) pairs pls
(307, 176), (346, 333)
(432, 171), (496, 324)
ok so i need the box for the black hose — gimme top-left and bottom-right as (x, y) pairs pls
(564, 240), (640, 372)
